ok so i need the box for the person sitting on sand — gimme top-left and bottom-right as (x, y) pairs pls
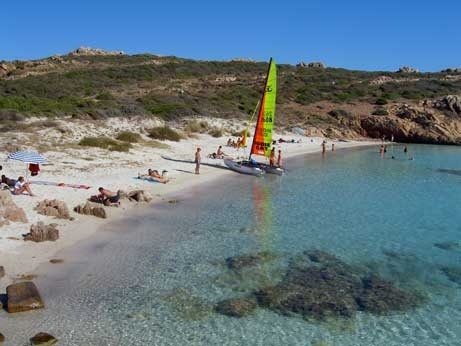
(227, 138), (233, 147)
(98, 187), (120, 206)
(13, 176), (35, 196)
(1, 174), (17, 188)
(216, 145), (225, 158)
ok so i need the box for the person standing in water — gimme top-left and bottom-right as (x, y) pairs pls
(321, 140), (326, 154)
(331, 143), (335, 151)
(404, 145), (408, 153)
(277, 149), (282, 167)
(194, 148), (201, 174)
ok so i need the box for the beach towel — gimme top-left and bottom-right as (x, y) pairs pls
(31, 181), (91, 189)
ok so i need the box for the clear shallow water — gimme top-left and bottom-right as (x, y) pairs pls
(2, 145), (461, 346)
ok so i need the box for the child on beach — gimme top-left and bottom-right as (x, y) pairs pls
(195, 148), (201, 174)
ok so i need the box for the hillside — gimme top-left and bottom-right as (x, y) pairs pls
(1, 48), (461, 144)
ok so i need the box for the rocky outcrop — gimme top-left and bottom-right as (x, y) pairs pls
(24, 222), (59, 242)
(69, 46), (124, 56)
(215, 297), (258, 317)
(397, 66), (419, 73)
(297, 61), (326, 68)
(74, 201), (107, 218)
(431, 95), (461, 115)
(29, 332), (58, 346)
(6, 281), (44, 313)
(0, 191), (28, 224)
(125, 190), (153, 203)
(35, 199), (71, 219)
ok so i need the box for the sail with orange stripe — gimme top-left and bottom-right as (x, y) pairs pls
(250, 58), (277, 158)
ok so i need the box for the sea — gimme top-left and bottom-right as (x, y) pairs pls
(1, 144), (461, 346)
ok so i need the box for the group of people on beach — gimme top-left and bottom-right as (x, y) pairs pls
(1, 174), (35, 196)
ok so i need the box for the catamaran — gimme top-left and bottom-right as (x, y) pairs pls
(224, 58), (284, 176)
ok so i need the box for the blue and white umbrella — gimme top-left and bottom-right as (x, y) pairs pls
(7, 151), (47, 164)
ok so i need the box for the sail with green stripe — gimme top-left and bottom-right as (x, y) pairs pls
(250, 58), (277, 158)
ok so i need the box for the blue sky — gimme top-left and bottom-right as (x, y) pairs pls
(2, 0), (460, 71)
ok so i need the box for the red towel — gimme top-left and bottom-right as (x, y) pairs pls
(29, 163), (40, 176)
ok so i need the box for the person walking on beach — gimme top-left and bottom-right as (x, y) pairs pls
(195, 148), (201, 174)
(277, 149), (283, 167)
(404, 145), (408, 154)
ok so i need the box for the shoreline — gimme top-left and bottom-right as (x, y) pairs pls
(0, 135), (377, 291)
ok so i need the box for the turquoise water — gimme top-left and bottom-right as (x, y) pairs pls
(2, 144), (461, 345)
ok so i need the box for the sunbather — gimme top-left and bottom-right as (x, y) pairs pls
(98, 187), (120, 206)
(1, 174), (16, 188)
(13, 176), (35, 196)
(139, 169), (170, 184)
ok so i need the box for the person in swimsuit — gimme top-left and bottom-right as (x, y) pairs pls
(13, 176), (35, 196)
(195, 148), (201, 174)
(269, 147), (276, 167)
(98, 187), (120, 206)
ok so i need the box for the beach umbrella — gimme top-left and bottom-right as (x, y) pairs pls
(7, 151), (47, 164)
(7, 151), (47, 179)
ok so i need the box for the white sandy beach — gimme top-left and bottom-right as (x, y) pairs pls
(0, 116), (376, 291)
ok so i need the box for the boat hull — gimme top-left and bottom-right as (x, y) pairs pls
(224, 158), (264, 176)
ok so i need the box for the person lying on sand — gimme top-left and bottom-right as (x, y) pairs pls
(1, 174), (17, 188)
(98, 187), (120, 206)
(13, 176), (35, 196)
(138, 169), (170, 184)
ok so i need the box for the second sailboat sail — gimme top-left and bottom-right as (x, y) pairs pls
(250, 58), (277, 158)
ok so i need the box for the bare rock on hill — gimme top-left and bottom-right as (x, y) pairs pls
(397, 66), (419, 73)
(69, 46), (124, 56)
(297, 61), (326, 69)
(29, 332), (58, 346)
(24, 222), (59, 242)
(126, 190), (153, 203)
(35, 199), (71, 219)
(431, 95), (461, 115)
(0, 190), (28, 224)
(6, 281), (44, 313)
(73, 201), (107, 218)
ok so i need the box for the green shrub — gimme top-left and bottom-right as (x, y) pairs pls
(372, 107), (389, 116)
(147, 126), (182, 141)
(375, 98), (388, 105)
(208, 127), (223, 138)
(116, 131), (142, 143)
(78, 136), (132, 152)
(328, 109), (354, 118)
(185, 120), (209, 133)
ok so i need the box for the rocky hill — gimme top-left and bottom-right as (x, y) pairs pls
(1, 49), (461, 144)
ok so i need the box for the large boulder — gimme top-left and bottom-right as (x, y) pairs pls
(73, 202), (107, 218)
(125, 190), (153, 203)
(6, 281), (44, 313)
(29, 332), (58, 345)
(215, 297), (258, 317)
(24, 222), (59, 242)
(35, 199), (71, 219)
(0, 191), (28, 224)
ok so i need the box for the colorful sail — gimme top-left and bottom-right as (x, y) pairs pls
(250, 58), (277, 158)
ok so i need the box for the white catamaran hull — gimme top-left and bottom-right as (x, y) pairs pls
(224, 158), (264, 176)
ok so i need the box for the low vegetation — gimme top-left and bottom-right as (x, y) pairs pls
(115, 131), (142, 143)
(78, 136), (132, 152)
(208, 127), (224, 138)
(147, 126), (182, 141)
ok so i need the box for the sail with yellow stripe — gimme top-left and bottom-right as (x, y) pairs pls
(250, 58), (277, 158)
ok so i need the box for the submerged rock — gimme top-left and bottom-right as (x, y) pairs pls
(6, 281), (44, 313)
(225, 251), (277, 270)
(24, 222), (59, 242)
(163, 289), (212, 320)
(215, 297), (258, 317)
(356, 275), (423, 314)
(440, 267), (461, 285)
(434, 241), (461, 251)
(29, 332), (58, 345)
